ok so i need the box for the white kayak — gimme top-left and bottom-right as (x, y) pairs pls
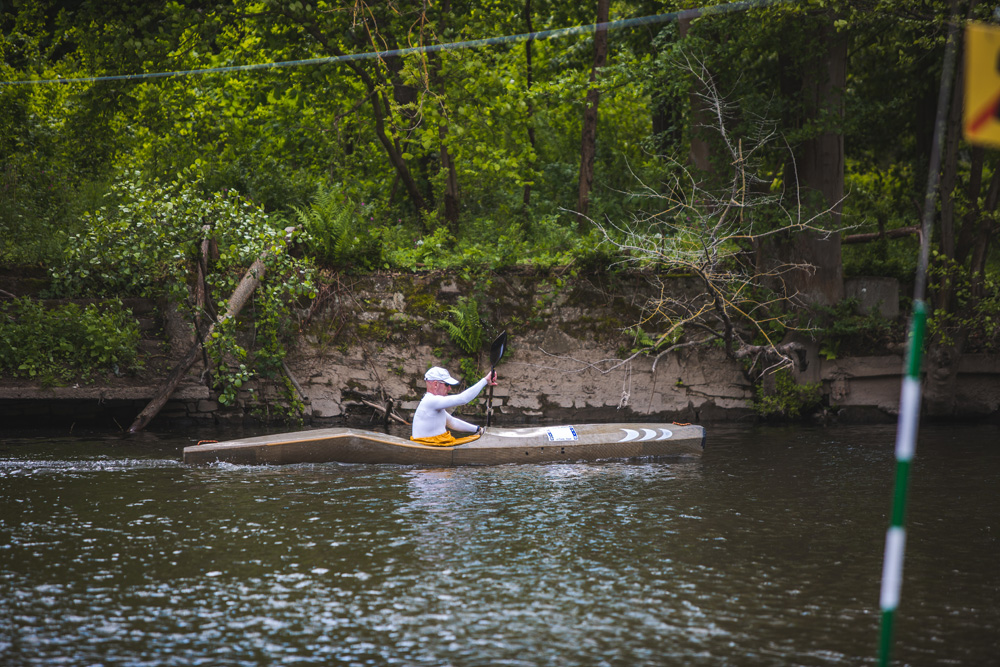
(183, 422), (705, 466)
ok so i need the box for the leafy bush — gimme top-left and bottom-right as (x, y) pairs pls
(49, 170), (316, 420)
(752, 369), (823, 419)
(809, 298), (899, 360)
(841, 162), (919, 282)
(387, 224), (458, 270)
(525, 215), (581, 268)
(0, 157), (108, 266)
(928, 253), (1000, 352)
(0, 297), (141, 384)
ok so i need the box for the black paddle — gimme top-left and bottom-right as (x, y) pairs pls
(486, 330), (507, 427)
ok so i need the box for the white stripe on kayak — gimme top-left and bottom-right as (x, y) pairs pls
(495, 426), (680, 443)
(492, 427), (555, 438)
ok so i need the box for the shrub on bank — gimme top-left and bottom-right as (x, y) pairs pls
(0, 298), (142, 385)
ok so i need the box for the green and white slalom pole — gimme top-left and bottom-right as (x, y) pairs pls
(877, 302), (926, 666)
(876, 15), (959, 667)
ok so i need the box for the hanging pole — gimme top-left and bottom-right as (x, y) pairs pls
(877, 15), (960, 667)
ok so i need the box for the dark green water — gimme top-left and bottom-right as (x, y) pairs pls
(1, 423), (998, 666)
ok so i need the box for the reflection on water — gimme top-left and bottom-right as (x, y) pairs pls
(1, 423), (998, 665)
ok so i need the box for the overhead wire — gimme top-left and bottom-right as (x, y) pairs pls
(1, 0), (792, 87)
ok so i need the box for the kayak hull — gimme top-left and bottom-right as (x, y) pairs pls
(182, 423), (704, 466)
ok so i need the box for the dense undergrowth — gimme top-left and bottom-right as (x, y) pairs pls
(0, 298), (142, 386)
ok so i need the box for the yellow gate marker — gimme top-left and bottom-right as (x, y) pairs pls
(964, 22), (1000, 147)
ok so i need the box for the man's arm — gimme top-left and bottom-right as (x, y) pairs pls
(426, 375), (490, 409)
(445, 413), (479, 433)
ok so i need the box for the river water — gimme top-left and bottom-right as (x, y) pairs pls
(1, 422), (997, 666)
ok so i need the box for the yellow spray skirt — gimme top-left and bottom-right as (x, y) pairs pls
(410, 432), (482, 447)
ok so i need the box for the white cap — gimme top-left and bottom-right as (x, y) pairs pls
(424, 366), (459, 385)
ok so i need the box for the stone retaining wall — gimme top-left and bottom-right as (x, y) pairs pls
(2, 273), (998, 428)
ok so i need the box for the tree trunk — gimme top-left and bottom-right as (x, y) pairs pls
(576, 0), (610, 225)
(522, 0), (537, 207)
(799, 18), (847, 223)
(372, 85), (429, 215)
(297, 17), (429, 215)
(430, 0), (460, 228)
(923, 28), (966, 417)
(936, 41), (964, 270)
(762, 12), (846, 307)
(678, 16), (711, 173)
(968, 169), (1000, 300)
(794, 14), (846, 305)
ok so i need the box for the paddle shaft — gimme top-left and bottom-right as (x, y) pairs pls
(485, 332), (506, 428)
(486, 368), (496, 426)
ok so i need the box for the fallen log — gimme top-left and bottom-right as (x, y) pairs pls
(127, 257), (267, 433)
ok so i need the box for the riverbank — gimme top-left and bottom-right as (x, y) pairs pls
(2, 271), (999, 429)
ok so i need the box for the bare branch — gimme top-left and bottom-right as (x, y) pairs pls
(588, 46), (847, 384)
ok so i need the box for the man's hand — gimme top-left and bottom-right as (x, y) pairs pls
(487, 370), (498, 386)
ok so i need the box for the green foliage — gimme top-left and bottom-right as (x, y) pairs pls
(379, 219), (617, 275)
(438, 296), (485, 356)
(458, 357), (482, 384)
(49, 171), (316, 420)
(0, 0), (670, 273)
(51, 172), (302, 298)
(841, 162), (920, 281)
(0, 298), (141, 385)
(625, 324), (683, 356)
(1, 0), (996, 385)
(388, 225), (457, 271)
(571, 228), (622, 275)
(752, 369), (823, 420)
(294, 185), (385, 272)
(928, 253), (1000, 352)
(810, 298), (899, 360)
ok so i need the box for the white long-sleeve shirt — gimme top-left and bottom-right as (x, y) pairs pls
(410, 375), (490, 439)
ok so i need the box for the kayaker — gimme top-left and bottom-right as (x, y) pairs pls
(410, 366), (498, 446)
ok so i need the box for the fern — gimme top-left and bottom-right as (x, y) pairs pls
(438, 296), (485, 356)
(295, 185), (382, 270)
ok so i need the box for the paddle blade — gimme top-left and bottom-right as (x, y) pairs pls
(490, 330), (507, 368)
